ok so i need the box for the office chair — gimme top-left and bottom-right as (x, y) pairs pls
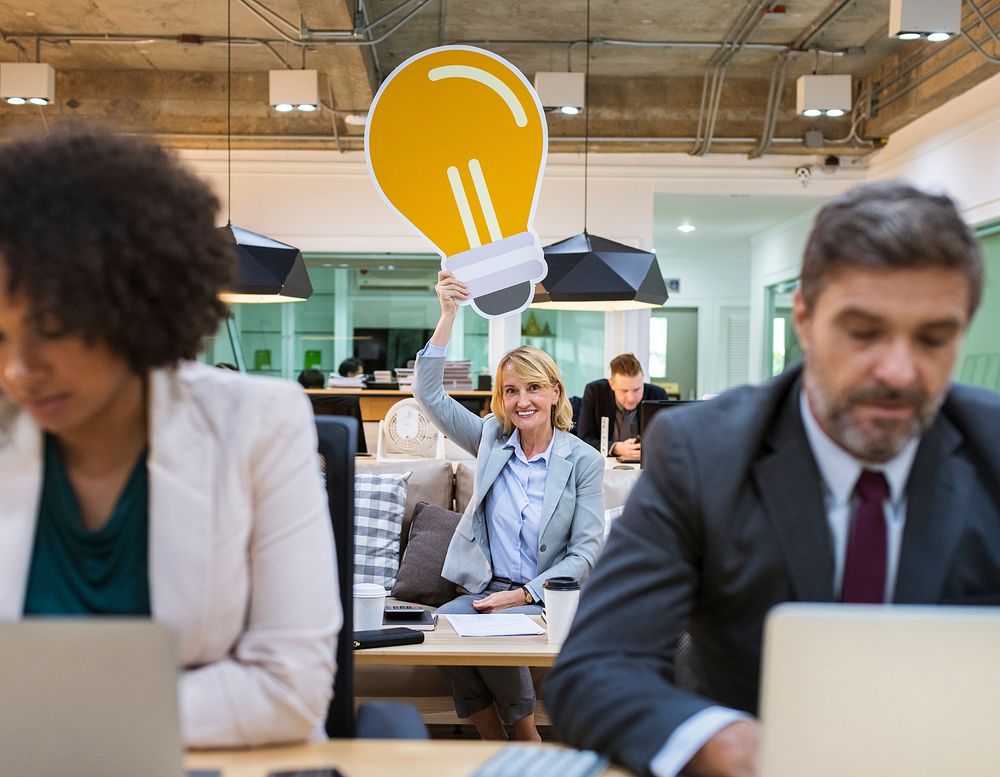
(314, 416), (426, 740)
(309, 394), (368, 454)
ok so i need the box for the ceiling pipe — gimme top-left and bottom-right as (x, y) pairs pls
(691, 0), (771, 156)
(751, 0), (870, 160)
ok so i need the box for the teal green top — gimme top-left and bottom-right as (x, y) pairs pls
(22, 435), (151, 616)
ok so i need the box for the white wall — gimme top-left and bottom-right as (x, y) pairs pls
(867, 72), (1000, 227)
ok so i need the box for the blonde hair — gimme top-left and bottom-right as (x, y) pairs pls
(491, 345), (573, 435)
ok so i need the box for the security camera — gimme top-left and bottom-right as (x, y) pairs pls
(795, 166), (812, 186)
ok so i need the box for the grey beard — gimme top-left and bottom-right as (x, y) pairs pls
(804, 371), (941, 462)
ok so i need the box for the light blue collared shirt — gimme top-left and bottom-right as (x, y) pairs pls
(650, 387), (920, 777)
(418, 340), (550, 601)
(485, 428), (551, 601)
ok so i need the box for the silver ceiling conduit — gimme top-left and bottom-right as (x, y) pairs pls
(691, 0), (770, 157)
(749, 0), (859, 160)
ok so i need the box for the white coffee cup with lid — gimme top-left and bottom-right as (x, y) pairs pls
(353, 583), (388, 632)
(543, 576), (581, 645)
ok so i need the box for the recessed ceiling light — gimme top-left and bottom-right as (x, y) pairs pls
(825, 108), (845, 117)
(297, 103), (317, 112)
(321, 263), (334, 267)
(802, 108), (822, 118)
(677, 224), (696, 233)
(274, 103), (293, 112)
(344, 113), (367, 126)
(560, 105), (580, 115)
(896, 31), (922, 40)
(926, 32), (951, 42)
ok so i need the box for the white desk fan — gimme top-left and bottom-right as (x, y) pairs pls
(376, 398), (446, 461)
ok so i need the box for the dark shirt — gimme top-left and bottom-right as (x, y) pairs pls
(577, 379), (668, 453)
(23, 435), (151, 616)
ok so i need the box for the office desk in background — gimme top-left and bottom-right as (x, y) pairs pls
(186, 740), (631, 777)
(354, 615), (558, 667)
(308, 389), (491, 423)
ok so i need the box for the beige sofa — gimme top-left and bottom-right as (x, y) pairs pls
(353, 455), (641, 726)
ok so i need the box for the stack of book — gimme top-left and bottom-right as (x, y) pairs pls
(370, 369), (397, 388)
(394, 367), (414, 390)
(443, 360), (473, 390)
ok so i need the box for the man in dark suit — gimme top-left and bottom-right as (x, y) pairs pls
(547, 181), (1000, 777)
(577, 354), (668, 459)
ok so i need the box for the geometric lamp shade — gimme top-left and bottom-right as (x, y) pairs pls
(532, 231), (668, 311)
(217, 225), (313, 303)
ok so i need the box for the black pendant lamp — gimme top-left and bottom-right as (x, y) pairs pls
(532, 0), (667, 312)
(534, 231), (667, 311)
(218, 225), (313, 303)
(216, 0), (311, 305)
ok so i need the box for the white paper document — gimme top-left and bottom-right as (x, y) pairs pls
(445, 614), (546, 637)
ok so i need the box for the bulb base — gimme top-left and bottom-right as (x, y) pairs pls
(445, 231), (545, 301)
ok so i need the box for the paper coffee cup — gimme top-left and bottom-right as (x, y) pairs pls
(543, 576), (581, 645)
(353, 583), (388, 632)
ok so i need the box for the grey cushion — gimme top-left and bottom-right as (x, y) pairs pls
(391, 501), (461, 607)
(603, 467), (641, 511)
(454, 460), (476, 513)
(354, 471), (410, 588)
(356, 459), (454, 555)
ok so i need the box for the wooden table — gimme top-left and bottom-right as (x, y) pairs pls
(308, 388), (491, 422)
(186, 739), (632, 776)
(353, 615), (559, 667)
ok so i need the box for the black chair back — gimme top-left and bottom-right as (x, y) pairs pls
(309, 395), (367, 454)
(314, 415), (358, 738)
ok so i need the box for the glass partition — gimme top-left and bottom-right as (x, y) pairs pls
(956, 224), (1000, 391)
(200, 253), (490, 381)
(522, 309), (604, 398)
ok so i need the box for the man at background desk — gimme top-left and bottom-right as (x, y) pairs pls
(577, 354), (667, 460)
(547, 180), (1000, 777)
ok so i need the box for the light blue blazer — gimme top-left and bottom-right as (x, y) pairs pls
(414, 353), (605, 598)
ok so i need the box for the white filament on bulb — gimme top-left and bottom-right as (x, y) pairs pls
(427, 65), (527, 127)
(467, 159), (502, 242)
(447, 165), (481, 250)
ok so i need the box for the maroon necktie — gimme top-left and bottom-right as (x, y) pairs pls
(840, 469), (889, 604)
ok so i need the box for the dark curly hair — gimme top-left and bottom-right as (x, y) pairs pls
(0, 124), (231, 373)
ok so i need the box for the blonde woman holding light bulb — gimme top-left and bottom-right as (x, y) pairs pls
(413, 270), (605, 741)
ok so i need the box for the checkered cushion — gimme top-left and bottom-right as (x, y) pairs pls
(354, 471), (411, 588)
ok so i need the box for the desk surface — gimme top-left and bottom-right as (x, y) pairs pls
(308, 388), (492, 398)
(354, 615), (559, 667)
(186, 739), (631, 777)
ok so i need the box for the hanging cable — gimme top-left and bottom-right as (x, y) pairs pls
(583, 0), (590, 232)
(227, 0), (232, 227)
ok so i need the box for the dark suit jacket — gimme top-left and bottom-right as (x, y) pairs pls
(546, 364), (1000, 776)
(577, 379), (668, 452)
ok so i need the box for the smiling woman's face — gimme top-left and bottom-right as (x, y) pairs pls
(0, 264), (141, 441)
(500, 364), (560, 436)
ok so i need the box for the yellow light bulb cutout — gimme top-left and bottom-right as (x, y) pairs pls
(366, 46), (548, 318)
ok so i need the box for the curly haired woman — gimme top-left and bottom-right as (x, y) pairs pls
(0, 126), (339, 747)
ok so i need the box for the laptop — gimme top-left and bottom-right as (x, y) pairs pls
(758, 603), (1000, 777)
(0, 620), (184, 777)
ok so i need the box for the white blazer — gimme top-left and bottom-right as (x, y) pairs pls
(0, 362), (341, 747)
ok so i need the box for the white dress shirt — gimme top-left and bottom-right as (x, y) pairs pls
(650, 388), (919, 777)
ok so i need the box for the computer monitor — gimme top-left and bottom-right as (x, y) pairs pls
(639, 399), (697, 467)
(314, 415), (357, 738)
